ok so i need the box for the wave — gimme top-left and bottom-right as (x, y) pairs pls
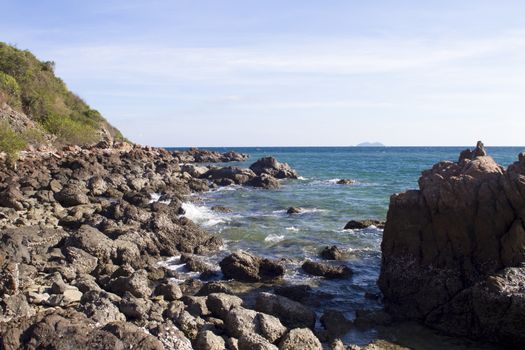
(286, 226), (300, 232)
(264, 234), (285, 243)
(297, 176), (308, 180)
(149, 192), (171, 204)
(272, 208), (328, 215)
(181, 202), (227, 227)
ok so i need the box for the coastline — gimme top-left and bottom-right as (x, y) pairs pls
(0, 142), (521, 349)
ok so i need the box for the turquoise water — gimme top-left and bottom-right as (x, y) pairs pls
(168, 146), (522, 347)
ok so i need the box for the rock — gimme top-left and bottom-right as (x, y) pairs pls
(247, 174), (280, 189)
(181, 164), (210, 178)
(238, 333), (278, 350)
(204, 167), (256, 185)
(301, 261), (352, 279)
(118, 292), (151, 320)
(181, 253), (217, 278)
(320, 246), (344, 260)
(65, 225), (114, 262)
(79, 291), (126, 325)
(343, 220), (385, 230)
(64, 246), (98, 274)
(206, 293), (244, 319)
(106, 269), (152, 298)
(89, 176), (108, 196)
(225, 306), (286, 342)
(55, 184), (90, 207)
(103, 322), (164, 349)
(286, 207), (302, 214)
(0, 185), (25, 210)
(336, 179), (355, 185)
(220, 251), (285, 283)
(320, 309), (353, 337)
(274, 285), (312, 303)
(0, 310), (124, 349)
(195, 330), (226, 350)
(255, 292), (316, 329)
(278, 328), (322, 350)
(182, 296), (210, 317)
(378, 143), (525, 347)
(211, 205), (233, 213)
(249, 157), (298, 179)
(155, 282), (183, 301)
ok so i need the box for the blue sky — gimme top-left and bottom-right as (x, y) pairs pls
(2, 0), (524, 146)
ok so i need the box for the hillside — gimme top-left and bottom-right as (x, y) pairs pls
(0, 42), (124, 159)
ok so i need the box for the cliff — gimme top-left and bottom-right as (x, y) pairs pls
(379, 142), (525, 347)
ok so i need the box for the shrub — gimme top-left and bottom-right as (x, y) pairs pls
(0, 121), (27, 164)
(0, 71), (21, 108)
(41, 114), (98, 145)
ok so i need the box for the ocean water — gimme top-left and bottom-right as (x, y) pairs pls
(167, 146), (523, 348)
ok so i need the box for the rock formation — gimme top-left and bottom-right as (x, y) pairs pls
(379, 142), (525, 347)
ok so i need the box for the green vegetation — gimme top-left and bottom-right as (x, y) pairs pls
(0, 42), (124, 145)
(0, 121), (27, 165)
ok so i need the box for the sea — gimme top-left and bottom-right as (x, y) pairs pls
(165, 146), (523, 349)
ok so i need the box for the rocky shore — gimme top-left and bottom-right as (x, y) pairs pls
(379, 142), (525, 348)
(0, 143), (361, 350)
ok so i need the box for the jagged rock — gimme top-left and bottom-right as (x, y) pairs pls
(249, 157), (298, 179)
(302, 261), (352, 279)
(255, 292), (316, 329)
(278, 328), (322, 350)
(79, 291), (126, 325)
(320, 246), (344, 260)
(0, 185), (25, 210)
(336, 179), (355, 185)
(247, 174), (281, 189)
(65, 225), (114, 262)
(220, 251), (285, 282)
(204, 167), (256, 185)
(102, 322), (164, 349)
(379, 143), (525, 347)
(274, 285), (312, 303)
(238, 332), (278, 350)
(343, 220), (385, 230)
(195, 330), (226, 350)
(225, 306), (287, 342)
(211, 205), (233, 213)
(354, 309), (392, 328)
(206, 293), (244, 319)
(286, 207), (302, 214)
(55, 184), (90, 207)
(106, 269), (152, 298)
(155, 282), (183, 301)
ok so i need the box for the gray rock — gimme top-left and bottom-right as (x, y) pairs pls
(279, 328), (322, 350)
(302, 260), (352, 279)
(195, 330), (226, 350)
(220, 251), (285, 283)
(206, 293), (244, 319)
(255, 292), (316, 329)
(239, 333), (278, 350)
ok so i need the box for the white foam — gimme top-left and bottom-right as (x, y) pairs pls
(286, 226), (300, 232)
(297, 176), (308, 180)
(149, 192), (171, 204)
(327, 178), (341, 184)
(264, 234), (285, 243)
(181, 202), (226, 227)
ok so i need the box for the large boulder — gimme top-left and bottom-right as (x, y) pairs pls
(278, 328), (322, 350)
(378, 142), (525, 347)
(255, 292), (316, 329)
(225, 306), (287, 343)
(301, 261), (352, 279)
(204, 166), (256, 185)
(249, 157), (298, 179)
(220, 251), (285, 282)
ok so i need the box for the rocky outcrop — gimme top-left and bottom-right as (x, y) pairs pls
(174, 148), (249, 163)
(302, 261), (352, 279)
(220, 251), (285, 282)
(379, 142), (525, 348)
(344, 219), (385, 230)
(249, 157), (298, 179)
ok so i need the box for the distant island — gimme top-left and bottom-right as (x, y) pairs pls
(356, 142), (385, 147)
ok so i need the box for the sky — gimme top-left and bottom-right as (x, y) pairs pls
(1, 0), (524, 146)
